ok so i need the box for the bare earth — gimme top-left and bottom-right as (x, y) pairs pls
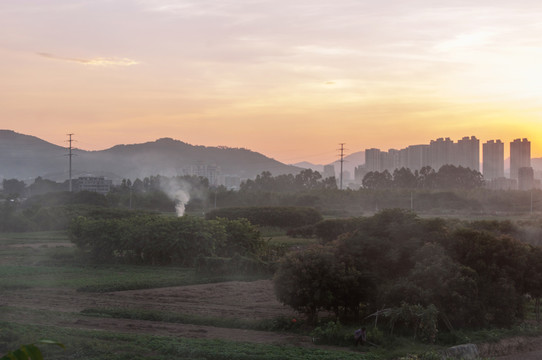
(3, 241), (542, 357)
(0, 280), (321, 347)
(5, 281), (542, 357)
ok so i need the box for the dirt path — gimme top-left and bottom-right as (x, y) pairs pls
(0, 280), (325, 348)
(7, 277), (542, 357)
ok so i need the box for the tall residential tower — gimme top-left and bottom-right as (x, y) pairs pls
(510, 138), (531, 179)
(482, 140), (504, 180)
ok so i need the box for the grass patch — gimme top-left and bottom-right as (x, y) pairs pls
(0, 263), (263, 292)
(0, 264), (195, 291)
(0, 231), (69, 245)
(0, 230), (269, 292)
(75, 271), (267, 293)
(0, 321), (378, 360)
(437, 322), (542, 345)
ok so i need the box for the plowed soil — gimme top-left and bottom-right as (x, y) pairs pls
(0, 280), (319, 347)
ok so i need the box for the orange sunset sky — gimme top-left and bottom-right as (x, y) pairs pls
(1, 1), (541, 164)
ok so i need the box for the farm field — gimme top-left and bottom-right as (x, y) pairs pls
(4, 230), (542, 359)
(0, 231), (368, 360)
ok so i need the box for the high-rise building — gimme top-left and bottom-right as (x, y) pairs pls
(407, 145), (429, 171)
(429, 137), (454, 171)
(483, 140), (504, 180)
(510, 138), (531, 179)
(363, 136), (487, 175)
(385, 149), (401, 172)
(456, 136), (480, 171)
(365, 148), (382, 172)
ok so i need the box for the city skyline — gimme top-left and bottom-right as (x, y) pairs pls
(364, 136), (535, 170)
(2, 1), (542, 164)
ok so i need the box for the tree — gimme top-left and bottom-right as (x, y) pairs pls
(417, 166), (436, 188)
(294, 169), (323, 190)
(2, 178), (26, 197)
(447, 229), (530, 327)
(362, 170), (392, 189)
(27, 177), (65, 196)
(381, 243), (478, 329)
(274, 245), (349, 322)
(526, 246), (542, 322)
(435, 165), (484, 189)
(393, 168), (417, 189)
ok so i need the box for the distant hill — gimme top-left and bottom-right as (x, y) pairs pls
(293, 150), (365, 177)
(0, 130), (302, 182)
(292, 162), (324, 173)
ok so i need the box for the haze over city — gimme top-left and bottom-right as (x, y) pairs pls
(2, 0), (542, 164)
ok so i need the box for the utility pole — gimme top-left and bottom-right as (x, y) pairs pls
(338, 143), (346, 190)
(66, 133), (74, 192)
(531, 189), (533, 215)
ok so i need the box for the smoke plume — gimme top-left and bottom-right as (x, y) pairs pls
(160, 179), (191, 217)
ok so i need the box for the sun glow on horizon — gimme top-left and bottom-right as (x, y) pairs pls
(1, 0), (542, 165)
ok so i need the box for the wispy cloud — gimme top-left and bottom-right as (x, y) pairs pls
(37, 52), (139, 67)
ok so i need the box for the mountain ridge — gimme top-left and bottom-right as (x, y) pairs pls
(0, 130), (302, 182)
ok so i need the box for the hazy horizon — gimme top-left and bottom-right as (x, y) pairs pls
(2, 1), (541, 164)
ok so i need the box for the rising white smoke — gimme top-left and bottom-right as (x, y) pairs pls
(160, 179), (191, 217)
(173, 189), (190, 217)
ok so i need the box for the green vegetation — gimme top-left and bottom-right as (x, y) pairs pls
(0, 322), (373, 360)
(3, 173), (542, 360)
(274, 209), (542, 338)
(68, 214), (280, 278)
(80, 308), (303, 332)
(0, 340), (64, 360)
(206, 206), (323, 228)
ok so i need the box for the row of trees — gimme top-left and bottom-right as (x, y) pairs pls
(69, 214), (265, 266)
(240, 169), (337, 193)
(362, 165), (485, 190)
(274, 209), (542, 335)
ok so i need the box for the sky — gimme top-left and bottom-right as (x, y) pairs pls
(1, 0), (541, 164)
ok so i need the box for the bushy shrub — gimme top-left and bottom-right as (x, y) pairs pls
(310, 321), (352, 346)
(69, 215), (265, 266)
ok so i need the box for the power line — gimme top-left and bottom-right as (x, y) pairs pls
(66, 133), (75, 192)
(338, 143), (347, 190)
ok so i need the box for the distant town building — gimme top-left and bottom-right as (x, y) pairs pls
(483, 140), (504, 180)
(486, 177), (516, 191)
(510, 138), (531, 180)
(323, 164), (335, 179)
(518, 167), (534, 191)
(218, 175), (241, 190)
(184, 164), (220, 186)
(75, 176), (112, 194)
